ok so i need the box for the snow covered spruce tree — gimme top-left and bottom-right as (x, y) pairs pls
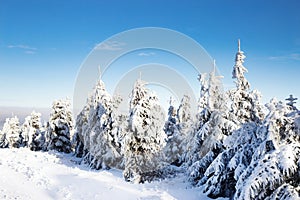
(188, 65), (237, 195)
(73, 92), (93, 158)
(0, 116), (22, 148)
(164, 97), (178, 138)
(229, 40), (264, 124)
(188, 43), (266, 199)
(85, 79), (123, 169)
(285, 94), (298, 111)
(233, 98), (300, 200)
(46, 99), (73, 153)
(189, 43), (299, 199)
(184, 73), (211, 165)
(22, 111), (45, 151)
(163, 97), (182, 165)
(123, 78), (166, 183)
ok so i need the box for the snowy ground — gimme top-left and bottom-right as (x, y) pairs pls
(0, 148), (224, 200)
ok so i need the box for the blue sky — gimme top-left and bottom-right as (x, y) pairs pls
(0, 0), (300, 109)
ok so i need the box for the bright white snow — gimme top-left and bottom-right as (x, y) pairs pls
(0, 148), (222, 200)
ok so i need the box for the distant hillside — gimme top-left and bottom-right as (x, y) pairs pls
(0, 107), (50, 129)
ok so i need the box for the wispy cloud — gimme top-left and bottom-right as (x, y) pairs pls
(94, 41), (126, 51)
(24, 50), (36, 54)
(8, 44), (37, 51)
(138, 52), (156, 56)
(268, 53), (300, 61)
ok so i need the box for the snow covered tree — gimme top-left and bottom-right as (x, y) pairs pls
(233, 98), (300, 200)
(184, 73), (211, 165)
(22, 111), (45, 151)
(164, 97), (178, 137)
(87, 79), (123, 169)
(46, 99), (73, 153)
(176, 95), (195, 163)
(73, 77), (124, 169)
(190, 96), (300, 199)
(163, 97), (182, 165)
(188, 64), (237, 198)
(228, 40), (264, 124)
(285, 94), (298, 111)
(73, 94), (93, 158)
(0, 116), (22, 148)
(123, 78), (166, 183)
(196, 73), (210, 128)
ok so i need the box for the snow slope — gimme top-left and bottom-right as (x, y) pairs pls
(0, 148), (222, 200)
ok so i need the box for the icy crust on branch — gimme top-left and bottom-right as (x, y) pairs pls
(0, 116), (22, 148)
(73, 79), (124, 169)
(46, 99), (73, 153)
(123, 79), (166, 183)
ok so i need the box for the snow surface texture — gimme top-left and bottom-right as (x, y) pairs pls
(0, 148), (223, 200)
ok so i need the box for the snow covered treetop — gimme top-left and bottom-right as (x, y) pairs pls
(129, 78), (149, 110)
(232, 39), (250, 91)
(285, 94), (298, 110)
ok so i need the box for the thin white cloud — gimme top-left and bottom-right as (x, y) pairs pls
(268, 53), (300, 61)
(94, 41), (126, 51)
(8, 44), (37, 51)
(138, 52), (155, 56)
(24, 50), (36, 54)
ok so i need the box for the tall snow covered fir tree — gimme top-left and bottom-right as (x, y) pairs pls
(73, 76), (124, 169)
(188, 42), (300, 199)
(229, 40), (264, 124)
(123, 78), (166, 183)
(0, 116), (22, 148)
(46, 99), (73, 153)
(188, 63), (236, 196)
(86, 79), (123, 169)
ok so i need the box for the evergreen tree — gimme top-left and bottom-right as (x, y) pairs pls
(0, 116), (22, 148)
(46, 99), (73, 153)
(73, 94), (93, 158)
(184, 73), (211, 166)
(164, 97), (178, 137)
(163, 97), (182, 165)
(234, 98), (300, 200)
(73, 78), (124, 169)
(229, 40), (264, 124)
(22, 111), (45, 151)
(87, 80), (123, 169)
(188, 66), (236, 194)
(188, 44), (266, 198)
(123, 78), (166, 183)
(285, 94), (298, 111)
(176, 95), (195, 163)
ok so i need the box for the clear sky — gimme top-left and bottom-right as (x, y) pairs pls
(0, 0), (300, 110)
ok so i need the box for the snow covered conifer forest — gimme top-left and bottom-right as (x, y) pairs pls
(1, 41), (300, 200)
